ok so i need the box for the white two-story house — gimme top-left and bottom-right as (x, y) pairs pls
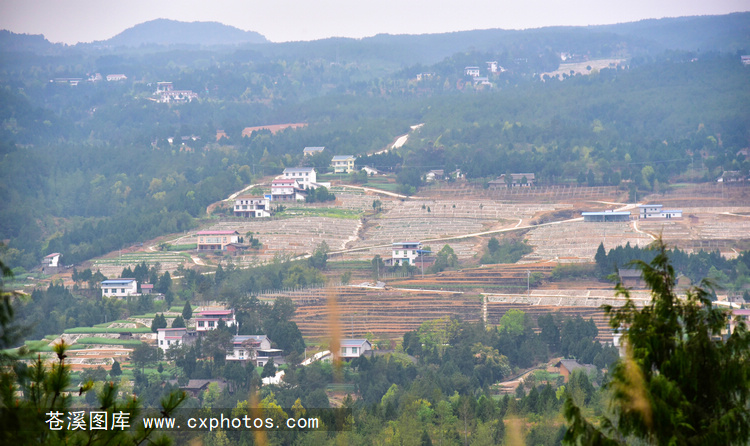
(271, 178), (305, 201)
(282, 167), (317, 189)
(194, 309), (237, 333)
(391, 242), (422, 266)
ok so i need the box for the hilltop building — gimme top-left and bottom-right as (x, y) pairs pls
(42, 253), (62, 273)
(154, 81), (197, 103)
(303, 146), (325, 156)
(464, 66), (480, 77)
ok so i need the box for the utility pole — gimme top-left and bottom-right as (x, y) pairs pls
(527, 270), (531, 300)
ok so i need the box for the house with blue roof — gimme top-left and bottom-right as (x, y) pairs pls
(101, 278), (138, 298)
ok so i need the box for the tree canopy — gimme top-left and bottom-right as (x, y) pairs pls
(565, 240), (750, 445)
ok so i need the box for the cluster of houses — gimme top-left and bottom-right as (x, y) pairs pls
(154, 81), (198, 103)
(51, 73), (128, 86)
(582, 204), (683, 222)
(156, 309), (284, 366)
(156, 308), (374, 367)
(464, 61), (505, 86)
(229, 147), (360, 221)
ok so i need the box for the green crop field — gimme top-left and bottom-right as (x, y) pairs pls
(74, 337), (144, 346)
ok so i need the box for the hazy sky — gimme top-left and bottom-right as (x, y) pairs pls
(2, 0), (749, 44)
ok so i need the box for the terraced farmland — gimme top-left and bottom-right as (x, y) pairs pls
(273, 286), (482, 339)
(386, 262), (557, 291)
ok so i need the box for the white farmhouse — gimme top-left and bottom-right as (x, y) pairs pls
(234, 195), (270, 218)
(340, 339), (372, 359)
(194, 309), (236, 333)
(637, 204), (683, 219)
(392, 242), (422, 266)
(271, 178), (305, 201)
(101, 278), (138, 298)
(157, 328), (197, 352)
(282, 167), (317, 189)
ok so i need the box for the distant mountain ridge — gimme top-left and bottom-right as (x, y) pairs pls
(1, 12), (747, 58)
(100, 18), (268, 47)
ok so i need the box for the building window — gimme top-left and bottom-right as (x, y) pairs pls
(198, 321), (204, 327)
(352, 347), (358, 355)
(160, 340), (163, 345)
(208, 321), (215, 328)
(121, 288), (125, 293)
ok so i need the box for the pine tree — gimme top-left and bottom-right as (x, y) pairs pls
(564, 239), (750, 444)
(110, 359), (122, 377)
(594, 242), (607, 276)
(182, 301), (192, 320)
(150, 313), (167, 332)
(171, 315), (185, 328)
(261, 358), (276, 378)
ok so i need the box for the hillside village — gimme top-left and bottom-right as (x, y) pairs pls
(3, 13), (750, 445)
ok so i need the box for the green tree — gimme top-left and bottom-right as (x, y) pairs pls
(130, 342), (159, 372)
(309, 242), (329, 270)
(150, 313), (167, 332)
(182, 300), (193, 320)
(564, 240), (750, 445)
(498, 309), (525, 336)
(110, 359), (122, 377)
(262, 358), (277, 378)
(430, 244), (458, 273)
(171, 315), (185, 328)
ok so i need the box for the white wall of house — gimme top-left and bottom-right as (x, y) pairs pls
(282, 168), (317, 189)
(392, 242), (421, 266)
(101, 279), (138, 297)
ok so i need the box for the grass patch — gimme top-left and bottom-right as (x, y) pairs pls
(281, 207), (362, 220)
(65, 327), (153, 334)
(74, 337), (144, 346)
(328, 261), (371, 270)
(93, 320), (134, 328)
(363, 182), (399, 192)
(169, 244), (197, 251)
(25, 340), (55, 352)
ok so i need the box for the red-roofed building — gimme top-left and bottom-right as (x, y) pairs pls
(271, 178), (305, 201)
(195, 309), (236, 333)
